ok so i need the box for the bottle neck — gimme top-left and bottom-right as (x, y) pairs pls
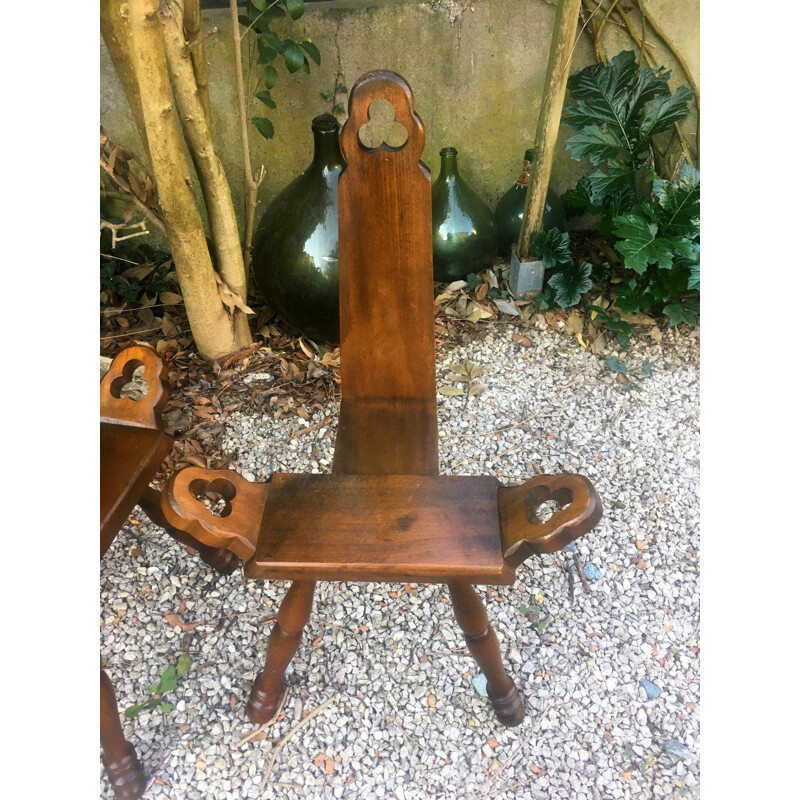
(312, 129), (345, 170)
(439, 148), (460, 180)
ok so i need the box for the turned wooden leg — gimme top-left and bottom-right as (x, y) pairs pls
(448, 581), (526, 727)
(139, 486), (239, 575)
(101, 667), (147, 800)
(247, 580), (316, 724)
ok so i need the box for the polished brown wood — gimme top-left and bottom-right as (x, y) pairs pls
(333, 398), (438, 475)
(338, 71), (436, 401)
(100, 345), (237, 799)
(498, 474), (603, 565)
(449, 582), (526, 726)
(247, 580), (317, 723)
(101, 668), (147, 800)
(248, 474), (514, 583)
(160, 72), (603, 729)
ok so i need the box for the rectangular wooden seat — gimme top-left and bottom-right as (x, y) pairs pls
(247, 473), (513, 584)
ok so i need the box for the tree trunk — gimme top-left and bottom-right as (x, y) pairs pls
(124, 0), (249, 359)
(183, 0), (212, 124)
(517, 0), (583, 258)
(161, 0), (251, 346)
(100, 0), (149, 158)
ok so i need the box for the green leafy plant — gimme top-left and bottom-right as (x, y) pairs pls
(239, 0), (320, 141)
(530, 228), (592, 309)
(125, 654), (192, 719)
(561, 51), (699, 326)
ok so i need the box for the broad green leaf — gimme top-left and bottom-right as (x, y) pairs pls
(286, 0), (305, 20)
(688, 262), (700, 291)
(238, 15), (250, 28)
(566, 125), (627, 165)
(612, 212), (674, 274)
(252, 117), (275, 140)
(283, 40), (305, 73)
(606, 356), (627, 374)
(587, 161), (636, 206)
(177, 653), (192, 678)
(653, 174), (700, 239)
(125, 704), (143, 719)
(635, 87), (694, 149)
(256, 91), (276, 109)
(158, 666), (177, 694)
(258, 30), (284, 53)
(613, 278), (655, 313)
(663, 297), (699, 326)
(147, 683), (159, 694)
(299, 40), (320, 65)
(262, 65), (278, 89)
(257, 44), (278, 64)
(159, 702), (174, 714)
(251, 0), (267, 10)
(549, 262), (592, 307)
(563, 177), (597, 216)
(530, 228), (571, 269)
(624, 64), (672, 123)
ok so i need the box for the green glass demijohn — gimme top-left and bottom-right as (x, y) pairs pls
(494, 148), (566, 254)
(431, 147), (497, 283)
(251, 114), (345, 344)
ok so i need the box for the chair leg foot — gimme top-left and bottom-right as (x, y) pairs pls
(487, 683), (526, 727)
(447, 581), (526, 727)
(102, 741), (147, 800)
(246, 580), (316, 724)
(101, 668), (147, 800)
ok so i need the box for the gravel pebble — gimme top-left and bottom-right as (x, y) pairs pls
(101, 323), (700, 799)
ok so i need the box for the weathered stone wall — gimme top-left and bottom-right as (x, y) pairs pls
(100, 0), (699, 235)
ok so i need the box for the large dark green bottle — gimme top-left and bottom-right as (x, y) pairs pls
(252, 114), (345, 344)
(431, 147), (497, 283)
(494, 148), (566, 254)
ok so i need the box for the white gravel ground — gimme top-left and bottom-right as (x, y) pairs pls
(101, 321), (700, 799)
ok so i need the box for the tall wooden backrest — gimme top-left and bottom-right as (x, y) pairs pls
(338, 71), (436, 402)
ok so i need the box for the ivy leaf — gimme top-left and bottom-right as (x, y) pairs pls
(530, 228), (572, 269)
(320, 89), (334, 101)
(332, 102), (346, 114)
(549, 262), (592, 307)
(466, 273), (482, 290)
(177, 653), (192, 678)
(612, 211), (675, 274)
(283, 40), (305, 73)
(256, 90), (276, 109)
(663, 296), (699, 326)
(262, 65), (278, 89)
(286, 0), (305, 20)
(606, 356), (627, 374)
(252, 117), (275, 140)
(640, 360), (654, 377)
(158, 666), (178, 694)
(537, 285), (558, 309)
(299, 40), (320, 65)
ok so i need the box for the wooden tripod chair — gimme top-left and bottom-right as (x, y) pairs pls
(100, 345), (237, 800)
(161, 72), (602, 729)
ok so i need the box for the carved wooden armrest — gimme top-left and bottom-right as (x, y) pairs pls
(498, 474), (602, 568)
(100, 344), (169, 429)
(160, 467), (269, 561)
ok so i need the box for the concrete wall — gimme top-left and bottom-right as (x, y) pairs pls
(100, 0), (699, 236)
